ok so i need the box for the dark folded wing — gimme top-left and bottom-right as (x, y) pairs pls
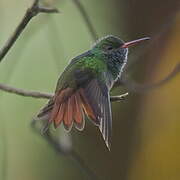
(83, 79), (112, 150)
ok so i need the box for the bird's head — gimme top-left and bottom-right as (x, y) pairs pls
(92, 35), (150, 65)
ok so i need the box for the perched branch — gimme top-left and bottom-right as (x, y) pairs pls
(110, 92), (129, 102)
(0, 0), (59, 62)
(2, 61), (179, 101)
(72, 0), (98, 40)
(0, 83), (53, 99)
(0, 83), (128, 102)
(117, 63), (180, 93)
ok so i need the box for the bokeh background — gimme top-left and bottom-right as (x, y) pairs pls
(0, 0), (179, 180)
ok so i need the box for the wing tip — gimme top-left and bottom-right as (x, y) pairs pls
(105, 139), (111, 151)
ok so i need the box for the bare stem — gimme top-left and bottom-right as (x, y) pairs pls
(2, 61), (179, 101)
(0, 83), (127, 102)
(0, 83), (53, 99)
(0, 0), (59, 62)
(110, 92), (129, 102)
(0, 1), (59, 180)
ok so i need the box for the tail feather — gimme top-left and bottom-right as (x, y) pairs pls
(67, 97), (74, 127)
(63, 99), (73, 131)
(74, 92), (84, 130)
(54, 104), (64, 128)
(62, 101), (68, 130)
(37, 88), (97, 132)
(36, 78), (112, 150)
(49, 102), (60, 124)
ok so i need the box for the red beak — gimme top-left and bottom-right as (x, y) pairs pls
(121, 37), (150, 48)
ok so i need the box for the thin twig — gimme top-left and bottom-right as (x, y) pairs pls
(0, 83), (128, 102)
(0, 0), (59, 62)
(110, 92), (129, 102)
(0, 83), (53, 99)
(72, 0), (98, 40)
(0, 2), (58, 180)
(1, 61), (179, 101)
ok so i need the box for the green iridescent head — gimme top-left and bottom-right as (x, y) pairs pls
(91, 35), (150, 79)
(91, 35), (150, 63)
(92, 35), (129, 66)
(92, 35), (125, 51)
(92, 35), (150, 51)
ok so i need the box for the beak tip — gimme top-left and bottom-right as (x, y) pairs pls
(145, 37), (151, 40)
(122, 36), (151, 48)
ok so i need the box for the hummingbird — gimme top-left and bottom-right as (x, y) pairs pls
(36, 35), (150, 150)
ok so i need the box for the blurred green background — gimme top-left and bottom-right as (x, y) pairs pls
(0, 0), (179, 180)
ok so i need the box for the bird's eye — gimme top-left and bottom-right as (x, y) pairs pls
(106, 46), (113, 51)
